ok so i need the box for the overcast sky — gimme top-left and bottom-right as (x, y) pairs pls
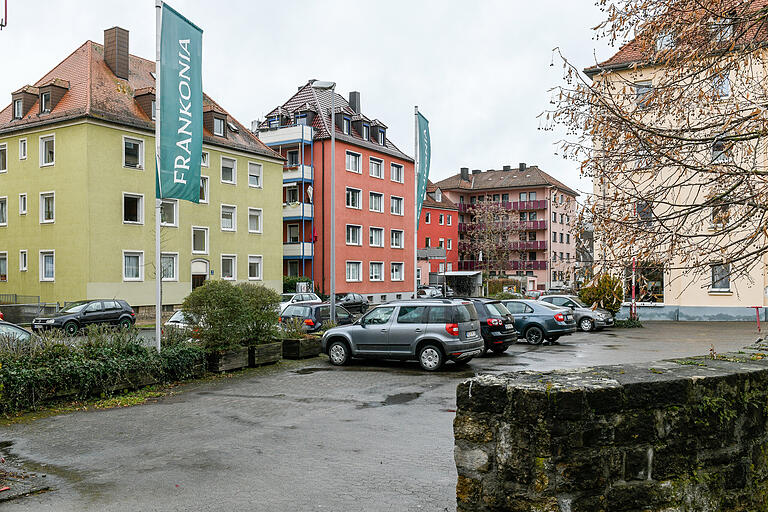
(0, 0), (616, 196)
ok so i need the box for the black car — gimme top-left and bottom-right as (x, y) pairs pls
(464, 298), (517, 354)
(0, 321), (34, 343)
(32, 299), (136, 335)
(335, 293), (369, 314)
(280, 303), (354, 333)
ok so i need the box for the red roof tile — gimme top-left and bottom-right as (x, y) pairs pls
(434, 166), (578, 197)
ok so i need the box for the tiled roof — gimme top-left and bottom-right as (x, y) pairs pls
(422, 180), (457, 210)
(261, 80), (412, 161)
(0, 40), (281, 160)
(434, 166), (579, 197)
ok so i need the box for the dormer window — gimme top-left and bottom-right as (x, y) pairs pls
(13, 99), (22, 119)
(40, 92), (51, 113)
(362, 124), (370, 140)
(343, 117), (351, 135)
(296, 113), (307, 125)
(214, 117), (226, 137)
(151, 100), (156, 120)
(656, 32), (674, 51)
(269, 116), (279, 128)
(378, 129), (385, 145)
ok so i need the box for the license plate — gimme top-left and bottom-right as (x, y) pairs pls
(504, 324), (514, 330)
(566, 315), (573, 321)
(466, 331), (476, 338)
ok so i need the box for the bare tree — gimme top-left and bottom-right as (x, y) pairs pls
(545, 0), (768, 288)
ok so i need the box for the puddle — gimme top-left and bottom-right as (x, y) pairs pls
(357, 392), (423, 409)
(294, 367), (334, 375)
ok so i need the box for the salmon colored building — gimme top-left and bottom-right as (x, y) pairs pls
(417, 180), (458, 283)
(258, 82), (415, 302)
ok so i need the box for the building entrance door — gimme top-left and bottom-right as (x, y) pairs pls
(191, 259), (209, 290)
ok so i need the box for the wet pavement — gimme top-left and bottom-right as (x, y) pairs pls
(0, 322), (762, 511)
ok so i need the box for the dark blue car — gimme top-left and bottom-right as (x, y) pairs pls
(500, 299), (576, 344)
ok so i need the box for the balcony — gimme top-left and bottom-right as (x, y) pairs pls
(458, 220), (547, 233)
(283, 202), (313, 219)
(283, 164), (313, 182)
(457, 200), (548, 213)
(458, 240), (547, 253)
(283, 242), (314, 259)
(258, 125), (314, 146)
(457, 260), (548, 271)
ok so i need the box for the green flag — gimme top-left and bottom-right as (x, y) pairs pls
(156, 2), (203, 202)
(416, 111), (431, 228)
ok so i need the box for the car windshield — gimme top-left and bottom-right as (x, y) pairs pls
(62, 301), (90, 313)
(280, 294), (295, 302)
(486, 302), (511, 317)
(169, 310), (195, 323)
(538, 301), (563, 311)
(456, 304), (478, 322)
(569, 297), (587, 307)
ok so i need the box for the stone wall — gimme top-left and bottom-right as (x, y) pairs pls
(454, 342), (768, 511)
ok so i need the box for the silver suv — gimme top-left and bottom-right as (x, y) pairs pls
(321, 299), (484, 371)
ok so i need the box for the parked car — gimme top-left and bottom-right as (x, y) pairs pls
(500, 299), (576, 344)
(335, 293), (369, 314)
(464, 298), (517, 354)
(280, 303), (354, 333)
(524, 290), (544, 300)
(164, 310), (197, 331)
(417, 286), (443, 298)
(321, 299), (484, 371)
(0, 320), (33, 343)
(32, 299), (136, 335)
(279, 292), (322, 312)
(539, 295), (614, 332)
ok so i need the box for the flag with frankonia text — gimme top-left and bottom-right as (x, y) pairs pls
(156, 2), (203, 202)
(416, 111), (431, 228)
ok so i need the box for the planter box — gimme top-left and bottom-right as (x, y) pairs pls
(249, 342), (282, 367)
(207, 347), (249, 372)
(282, 337), (321, 359)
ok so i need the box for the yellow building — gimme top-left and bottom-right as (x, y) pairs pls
(0, 28), (284, 309)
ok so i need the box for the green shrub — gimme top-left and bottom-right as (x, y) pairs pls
(182, 280), (248, 353)
(615, 318), (644, 328)
(239, 283), (280, 345)
(160, 343), (206, 381)
(578, 274), (623, 316)
(283, 276), (313, 293)
(491, 291), (522, 300)
(280, 317), (306, 339)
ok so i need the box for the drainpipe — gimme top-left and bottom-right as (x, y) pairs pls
(321, 141), (325, 295)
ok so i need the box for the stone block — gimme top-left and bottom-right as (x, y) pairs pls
(455, 414), (495, 443)
(456, 475), (482, 506)
(457, 376), (509, 414)
(455, 445), (490, 473)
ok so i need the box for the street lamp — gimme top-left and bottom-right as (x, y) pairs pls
(311, 80), (337, 321)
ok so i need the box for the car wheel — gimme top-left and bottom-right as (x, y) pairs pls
(64, 321), (79, 336)
(579, 318), (595, 332)
(119, 318), (132, 329)
(328, 340), (350, 366)
(418, 344), (444, 371)
(525, 326), (544, 345)
(491, 345), (508, 354)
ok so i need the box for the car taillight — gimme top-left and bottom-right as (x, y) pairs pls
(445, 323), (459, 336)
(554, 313), (565, 322)
(304, 319), (315, 326)
(130, 311), (135, 316)
(278, 316), (282, 322)
(486, 318), (502, 326)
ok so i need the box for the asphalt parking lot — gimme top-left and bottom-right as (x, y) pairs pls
(1, 322), (762, 511)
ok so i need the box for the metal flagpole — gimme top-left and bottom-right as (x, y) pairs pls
(154, 0), (162, 353)
(414, 106), (419, 298)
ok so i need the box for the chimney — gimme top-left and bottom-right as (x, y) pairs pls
(349, 91), (361, 113)
(519, 162), (527, 172)
(104, 27), (130, 80)
(472, 169), (481, 175)
(503, 165), (511, 171)
(460, 167), (469, 181)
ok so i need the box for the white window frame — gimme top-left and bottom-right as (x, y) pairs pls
(439, 214), (444, 225)
(39, 250), (55, 282)
(201, 151), (210, 167)
(161, 252), (178, 282)
(390, 262), (404, 282)
(342, 117), (351, 135)
(39, 134), (55, 167)
(369, 157), (383, 179)
(192, 226), (209, 254)
(221, 204), (237, 232)
(391, 163), (404, 183)
(122, 192), (144, 225)
(369, 226), (385, 247)
(369, 192), (384, 213)
(439, 238), (445, 248)
(391, 229), (404, 249)
(447, 239), (452, 250)
(248, 161), (263, 188)
(378, 130), (385, 145)
(369, 261), (384, 281)
(345, 187), (362, 210)
(18, 193), (27, 214)
(248, 207), (263, 234)
(221, 254), (237, 281)
(19, 250), (28, 272)
(425, 212), (431, 224)
(122, 135), (145, 170)
(122, 250), (144, 282)
(39, 191), (55, 224)
(160, 199), (178, 227)
(213, 117), (226, 137)
(13, 99), (22, 119)
(345, 151), (362, 174)
(248, 255), (263, 281)
(346, 224), (363, 246)
(447, 215), (452, 226)
(0, 143), (6, 173)
(40, 92), (51, 113)
(221, 156), (237, 184)
(710, 263), (731, 292)
(19, 138), (27, 160)
(345, 261), (362, 282)
(287, 223), (300, 243)
(0, 196), (6, 226)
(0, 252), (6, 282)
(200, 175), (209, 204)
(390, 195), (404, 216)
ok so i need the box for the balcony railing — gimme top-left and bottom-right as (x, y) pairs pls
(457, 260), (548, 271)
(457, 200), (548, 213)
(283, 164), (313, 182)
(457, 240), (547, 253)
(458, 220), (547, 233)
(283, 202), (313, 219)
(258, 125), (314, 146)
(283, 242), (314, 258)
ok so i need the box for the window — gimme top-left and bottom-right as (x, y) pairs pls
(40, 135), (54, 166)
(656, 32), (674, 51)
(370, 158), (383, 178)
(712, 203), (729, 227)
(438, 238), (444, 248)
(295, 113), (308, 125)
(552, 211), (557, 222)
(248, 208), (262, 233)
(566, 234), (570, 244)
(123, 193), (143, 224)
(346, 225), (362, 245)
(40, 92), (51, 113)
(529, 252), (537, 261)
(425, 236), (431, 247)
(560, 194), (564, 203)
(192, 227), (208, 253)
(566, 253), (570, 261)
(39, 251), (54, 281)
(390, 196), (404, 215)
(713, 75), (730, 98)
(161, 253), (178, 281)
(221, 204), (236, 231)
(343, 117), (351, 134)
(19, 250), (27, 272)
(519, 192), (527, 202)
(711, 18), (734, 42)
(529, 211), (537, 221)
(711, 140), (729, 163)
(391, 229), (404, 248)
(123, 251), (144, 281)
(345, 151), (361, 173)
(552, 231), (557, 243)
(248, 255), (262, 280)
(559, 233), (564, 243)
(40, 192), (54, 223)
(635, 81), (653, 108)
(369, 192), (383, 212)
(447, 215), (452, 226)
(369, 227), (384, 247)
(425, 212), (431, 224)
(560, 214), (564, 224)
(221, 157), (236, 184)
(18, 194), (26, 215)
(268, 117), (279, 128)
(710, 263), (730, 291)
(493, 194), (500, 202)
(287, 151), (299, 167)
(201, 151), (209, 167)
(636, 200), (653, 225)
(248, 162), (262, 188)
(221, 255), (236, 280)
(391, 164), (404, 183)
(346, 261), (362, 282)
(160, 199), (177, 227)
(123, 137), (144, 169)
(19, 139), (27, 160)
(391, 262), (404, 281)
(624, 263), (664, 303)
(287, 224), (300, 243)
(362, 124), (370, 140)
(0, 253), (5, 282)
(199, 176), (209, 203)
(370, 262), (384, 281)
(529, 192), (536, 200)
(447, 239), (452, 250)
(0, 144), (6, 172)
(13, 99), (22, 119)
(378, 129), (385, 145)
(0, 197), (5, 226)
(287, 260), (299, 277)
(285, 186), (299, 203)
(214, 117), (225, 137)
(528, 231), (536, 241)
(151, 100), (157, 120)
(439, 214), (444, 225)
(345, 188), (361, 209)
(397, 306), (427, 324)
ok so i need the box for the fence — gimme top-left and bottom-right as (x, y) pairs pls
(0, 294), (41, 305)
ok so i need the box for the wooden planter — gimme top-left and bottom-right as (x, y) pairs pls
(207, 347), (249, 372)
(281, 337), (322, 359)
(249, 342), (282, 367)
